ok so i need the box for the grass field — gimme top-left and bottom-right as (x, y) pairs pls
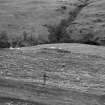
(1, 0), (105, 104)
(0, 43), (105, 105)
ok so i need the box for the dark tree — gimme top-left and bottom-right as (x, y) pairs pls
(0, 31), (10, 48)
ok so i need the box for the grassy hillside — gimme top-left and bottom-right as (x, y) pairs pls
(0, 43), (105, 104)
(0, 0), (72, 40)
(1, 0), (105, 45)
(66, 0), (105, 45)
(1, 0), (105, 104)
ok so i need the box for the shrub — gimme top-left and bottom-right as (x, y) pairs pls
(81, 33), (100, 45)
(43, 19), (71, 43)
(0, 31), (10, 48)
(96, 37), (105, 45)
(10, 31), (48, 47)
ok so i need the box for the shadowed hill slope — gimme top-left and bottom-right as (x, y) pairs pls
(66, 0), (105, 45)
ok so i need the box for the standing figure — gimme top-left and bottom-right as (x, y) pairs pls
(43, 73), (49, 85)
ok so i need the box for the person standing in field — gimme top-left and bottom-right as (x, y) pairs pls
(43, 73), (49, 85)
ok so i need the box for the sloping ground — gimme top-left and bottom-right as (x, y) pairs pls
(67, 0), (105, 44)
(1, 0), (105, 44)
(0, 0), (72, 39)
(0, 43), (105, 105)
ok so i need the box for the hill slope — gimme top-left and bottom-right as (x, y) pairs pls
(66, 0), (105, 45)
(1, 43), (105, 105)
(1, 0), (105, 45)
(0, 0), (71, 39)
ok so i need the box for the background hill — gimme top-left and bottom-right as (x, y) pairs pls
(66, 0), (105, 45)
(0, 0), (72, 40)
(1, 0), (105, 45)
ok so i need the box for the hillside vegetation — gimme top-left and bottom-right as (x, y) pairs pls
(1, 0), (105, 46)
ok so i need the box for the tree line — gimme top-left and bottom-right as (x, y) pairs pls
(0, 31), (48, 48)
(0, 0), (104, 48)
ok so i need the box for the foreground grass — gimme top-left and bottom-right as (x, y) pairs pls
(0, 43), (105, 105)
